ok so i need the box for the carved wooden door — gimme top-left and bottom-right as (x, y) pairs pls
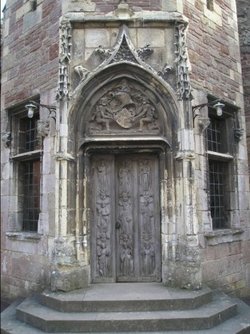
(90, 154), (161, 282)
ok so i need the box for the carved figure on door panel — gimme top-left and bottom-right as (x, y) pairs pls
(119, 164), (132, 193)
(119, 233), (134, 276)
(96, 192), (110, 232)
(97, 161), (109, 192)
(96, 232), (111, 276)
(139, 161), (151, 192)
(95, 185), (111, 277)
(118, 191), (131, 211)
(140, 192), (154, 235)
(142, 240), (155, 275)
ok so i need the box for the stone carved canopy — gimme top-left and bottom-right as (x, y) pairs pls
(88, 79), (161, 135)
(70, 62), (179, 150)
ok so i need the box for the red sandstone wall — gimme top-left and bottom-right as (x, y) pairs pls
(93, 0), (161, 13)
(1, 0), (61, 108)
(237, 0), (250, 173)
(2, 0), (243, 109)
(184, 0), (242, 104)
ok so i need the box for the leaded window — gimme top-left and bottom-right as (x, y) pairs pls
(11, 104), (42, 232)
(207, 106), (234, 229)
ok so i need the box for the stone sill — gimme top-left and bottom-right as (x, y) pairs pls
(11, 150), (42, 161)
(6, 232), (43, 242)
(204, 229), (244, 246)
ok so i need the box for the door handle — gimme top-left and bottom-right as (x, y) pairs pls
(115, 222), (121, 229)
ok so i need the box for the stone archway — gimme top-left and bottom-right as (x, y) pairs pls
(68, 63), (180, 286)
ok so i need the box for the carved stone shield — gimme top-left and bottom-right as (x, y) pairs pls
(114, 108), (134, 128)
(89, 79), (160, 133)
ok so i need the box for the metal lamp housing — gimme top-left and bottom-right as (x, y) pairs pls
(25, 103), (37, 118)
(213, 101), (225, 117)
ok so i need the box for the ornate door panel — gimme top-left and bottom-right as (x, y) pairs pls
(90, 155), (115, 282)
(90, 154), (161, 282)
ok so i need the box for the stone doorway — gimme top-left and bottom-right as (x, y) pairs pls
(89, 153), (161, 283)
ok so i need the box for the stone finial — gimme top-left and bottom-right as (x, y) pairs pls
(115, 1), (133, 18)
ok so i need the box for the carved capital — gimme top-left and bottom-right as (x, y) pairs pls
(37, 120), (50, 138)
(175, 151), (195, 161)
(197, 117), (210, 132)
(55, 152), (75, 162)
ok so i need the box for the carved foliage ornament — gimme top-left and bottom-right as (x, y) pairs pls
(111, 35), (138, 63)
(175, 23), (192, 100)
(94, 27), (154, 66)
(57, 19), (72, 101)
(95, 160), (112, 277)
(89, 80), (161, 134)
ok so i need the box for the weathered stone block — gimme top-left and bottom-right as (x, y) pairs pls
(51, 266), (90, 292)
(85, 29), (110, 48)
(138, 29), (165, 48)
(62, 0), (96, 14)
(72, 29), (86, 59)
(23, 6), (42, 33)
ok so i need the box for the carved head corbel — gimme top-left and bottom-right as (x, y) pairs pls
(1, 132), (12, 148)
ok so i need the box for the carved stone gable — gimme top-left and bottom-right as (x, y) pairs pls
(94, 25), (154, 67)
(88, 79), (161, 135)
(111, 35), (138, 63)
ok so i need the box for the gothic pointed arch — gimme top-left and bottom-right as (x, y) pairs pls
(69, 62), (180, 151)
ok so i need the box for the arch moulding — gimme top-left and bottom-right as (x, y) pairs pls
(66, 62), (184, 286)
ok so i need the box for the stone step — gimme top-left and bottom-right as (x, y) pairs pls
(16, 293), (237, 332)
(2, 295), (250, 333)
(40, 283), (213, 312)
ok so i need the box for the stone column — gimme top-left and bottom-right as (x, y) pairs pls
(50, 18), (89, 292)
(164, 23), (202, 290)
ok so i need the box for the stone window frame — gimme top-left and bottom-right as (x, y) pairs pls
(7, 100), (43, 237)
(206, 100), (238, 231)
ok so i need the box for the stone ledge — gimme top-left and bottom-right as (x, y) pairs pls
(5, 232), (43, 242)
(204, 229), (244, 246)
(64, 10), (188, 25)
